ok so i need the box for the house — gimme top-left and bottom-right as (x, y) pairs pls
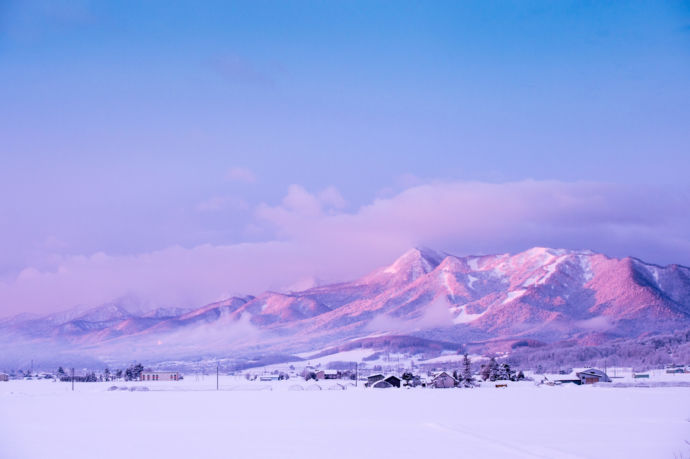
(365, 374), (385, 387)
(259, 374), (280, 382)
(575, 369), (610, 384)
(384, 375), (401, 388)
(371, 380), (394, 389)
(314, 370), (339, 380)
(0, 372), (8, 382)
(633, 373), (650, 379)
(140, 371), (180, 382)
(431, 371), (457, 388)
(323, 370), (339, 380)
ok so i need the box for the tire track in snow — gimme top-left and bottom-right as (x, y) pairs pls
(422, 421), (584, 459)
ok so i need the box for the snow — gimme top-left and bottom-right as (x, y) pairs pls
(502, 289), (526, 304)
(1, 378), (689, 459)
(579, 254), (594, 282)
(468, 257), (480, 271)
(286, 348), (377, 367)
(440, 270), (455, 300)
(452, 306), (485, 324)
(467, 274), (478, 289)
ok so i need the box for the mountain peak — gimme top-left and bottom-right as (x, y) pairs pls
(382, 247), (445, 280)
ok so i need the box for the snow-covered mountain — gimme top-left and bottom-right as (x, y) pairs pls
(2, 247), (690, 365)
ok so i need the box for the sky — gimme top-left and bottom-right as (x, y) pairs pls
(1, 0), (689, 316)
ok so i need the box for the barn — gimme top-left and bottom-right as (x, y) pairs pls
(140, 371), (180, 381)
(431, 371), (456, 388)
(0, 372), (9, 382)
(576, 369), (611, 384)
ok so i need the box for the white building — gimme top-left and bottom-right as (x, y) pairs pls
(576, 369), (611, 384)
(140, 371), (180, 382)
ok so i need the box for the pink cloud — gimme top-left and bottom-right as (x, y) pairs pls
(1, 180), (689, 317)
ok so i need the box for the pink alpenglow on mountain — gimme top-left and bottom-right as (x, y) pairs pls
(1, 247), (689, 366)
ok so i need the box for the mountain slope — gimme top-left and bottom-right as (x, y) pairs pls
(2, 246), (690, 364)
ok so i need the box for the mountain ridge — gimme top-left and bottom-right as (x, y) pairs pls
(2, 246), (690, 365)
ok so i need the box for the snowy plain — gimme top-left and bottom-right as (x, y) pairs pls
(1, 376), (689, 459)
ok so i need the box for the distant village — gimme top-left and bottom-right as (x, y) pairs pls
(3, 355), (688, 389)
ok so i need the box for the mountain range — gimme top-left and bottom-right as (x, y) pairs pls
(2, 246), (690, 367)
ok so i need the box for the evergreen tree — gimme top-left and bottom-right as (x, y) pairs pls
(488, 358), (500, 381)
(132, 363), (144, 380)
(57, 367), (66, 378)
(462, 354), (475, 387)
(104, 368), (110, 381)
(496, 363), (515, 381)
(480, 362), (491, 381)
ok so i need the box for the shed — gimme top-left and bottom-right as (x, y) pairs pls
(575, 369), (610, 384)
(0, 372), (8, 382)
(431, 371), (457, 388)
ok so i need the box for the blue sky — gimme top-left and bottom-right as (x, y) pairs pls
(1, 1), (689, 314)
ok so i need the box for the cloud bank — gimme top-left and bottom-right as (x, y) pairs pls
(1, 180), (689, 317)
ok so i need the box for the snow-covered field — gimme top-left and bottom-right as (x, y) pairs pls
(1, 377), (689, 459)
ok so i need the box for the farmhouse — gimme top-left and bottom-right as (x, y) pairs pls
(0, 372), (8, 382)
(575, 369), (610, 384)
(431, 371), (456, 388)
(140, 371), (180, 381)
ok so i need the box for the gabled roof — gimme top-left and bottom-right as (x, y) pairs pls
(431, 371), (456, 381)
(575, 369), (610, 381)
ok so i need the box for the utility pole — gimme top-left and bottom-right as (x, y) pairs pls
(355, 362), (358, 388)
(216, 363), (219, 391)
(71, 368), (74, 391)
